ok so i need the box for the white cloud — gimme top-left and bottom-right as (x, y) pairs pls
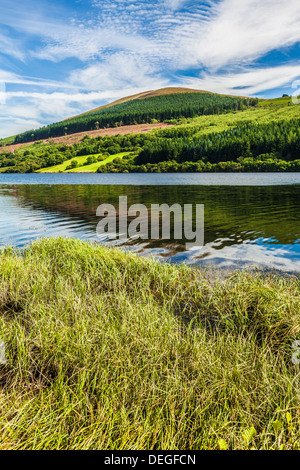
(164, 0), (187, 11)
(0, 33), (25, 61)
(0, 117), (43, 139)
(177, 0), (300, 70)
(1, 91), (109, 122)
(4, 0), (300, 73)
(182, 64), (300, 96)
(32, 25), (152, 62)
(69, 52), (168, 92)
(32, 0), (300, 74)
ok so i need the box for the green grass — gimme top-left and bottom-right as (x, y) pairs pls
(37, 152), (130, 173)
(0, 237), (300, 450)
(67, 152), (130, 172)
(36, 154), (102, 173)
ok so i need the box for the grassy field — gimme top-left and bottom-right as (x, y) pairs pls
(37, 152), (130, 173)
(0, 237), (300, 450)
(67, 152), (130, 173)
(36, 154), (98, 173)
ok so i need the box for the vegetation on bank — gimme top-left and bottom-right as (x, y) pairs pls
(97, 155), (300, 173)
(0, 237), (300, 450)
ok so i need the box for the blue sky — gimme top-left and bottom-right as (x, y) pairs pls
(0, 0), (300, 138)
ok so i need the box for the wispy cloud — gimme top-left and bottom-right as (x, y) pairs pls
(183, 0), (300, 70)
(0, 69), (74, 88)
(0, 117), (43, 139)
(0, 32), (25, 61)
(69, 52), (168, 92)
(31, 25), (152, 62)
(25, 0), (300, 75)
(182, 64), (300, 96)
(163, 0), (188, 11)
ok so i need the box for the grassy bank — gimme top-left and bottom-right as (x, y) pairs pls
(0, 237), (300, 450)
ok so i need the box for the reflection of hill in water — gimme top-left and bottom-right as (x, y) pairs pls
(10, 184), (300, 249)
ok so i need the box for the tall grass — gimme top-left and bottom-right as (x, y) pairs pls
(0, 237), (300, 449)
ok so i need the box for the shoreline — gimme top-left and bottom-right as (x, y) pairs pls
(0, 237), (300, 449)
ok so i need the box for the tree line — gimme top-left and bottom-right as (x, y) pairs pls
(136, 118), (300, 165)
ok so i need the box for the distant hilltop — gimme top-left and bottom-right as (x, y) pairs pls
(6, 87), (258, 145)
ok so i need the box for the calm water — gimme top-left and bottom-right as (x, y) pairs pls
(0, 173), (299, 272)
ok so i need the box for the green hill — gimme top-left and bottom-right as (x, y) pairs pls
(11, 88), (257, 144)
(0, 90), (299, 174)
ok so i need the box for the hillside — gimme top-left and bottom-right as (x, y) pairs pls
(0, 87), (183, 147)
(0, 87), (240, 146)
(6, 88), (257, 145)
(0, 123), (170, 156)
(0, 93), (299, 174)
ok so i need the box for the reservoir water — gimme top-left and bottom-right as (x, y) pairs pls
(0, 172), (299, 272)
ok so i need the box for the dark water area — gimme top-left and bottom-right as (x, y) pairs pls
(0, 173), (299, 272)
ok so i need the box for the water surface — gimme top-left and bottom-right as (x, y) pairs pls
(1, 172), (300, 186)
(0, 173), (299, 272)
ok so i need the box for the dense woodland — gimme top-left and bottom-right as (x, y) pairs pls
(136, 118), (300, 164)
(13, 93), (257, 143)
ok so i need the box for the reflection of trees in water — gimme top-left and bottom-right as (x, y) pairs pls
(11, 184), (300, 248)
